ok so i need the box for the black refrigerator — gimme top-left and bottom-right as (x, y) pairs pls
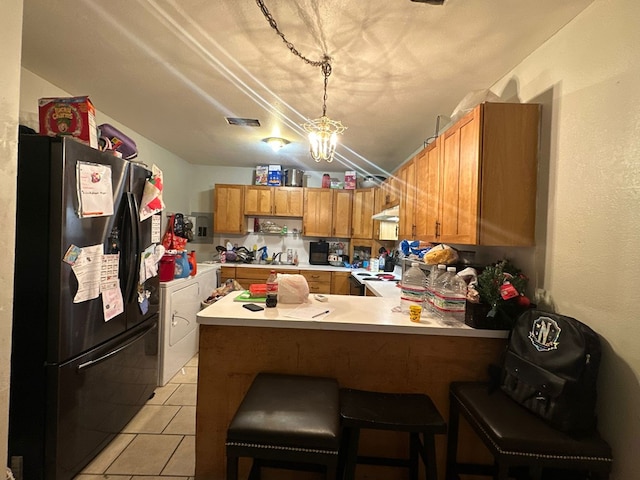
(9, 135), (160, 480)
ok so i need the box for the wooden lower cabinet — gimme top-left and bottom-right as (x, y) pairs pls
(331, 271), (351, 295)
(299, 269), (332, 294)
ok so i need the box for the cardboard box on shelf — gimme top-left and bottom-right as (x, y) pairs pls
(268, 165), (282, 186)
(38, 96), (98, 148)
(344, 171), (356, 189)
(255, 166), (268, 185)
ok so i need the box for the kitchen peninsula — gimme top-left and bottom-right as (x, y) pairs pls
(195, 292), (508, 480)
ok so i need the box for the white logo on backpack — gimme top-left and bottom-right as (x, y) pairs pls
(528, 316), (561, 352)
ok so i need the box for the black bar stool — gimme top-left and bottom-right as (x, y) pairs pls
(226, 372), (341, 480)
(446, 382), (613, 480)
(340, 388), (447, 480)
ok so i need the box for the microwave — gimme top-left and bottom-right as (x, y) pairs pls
(309, 240), (329, 265)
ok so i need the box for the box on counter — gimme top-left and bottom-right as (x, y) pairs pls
(255, 165), (269, 185)
(267, 165), (282, 186)
(344, 170), (356, 189)
(38, 96), (98, 148)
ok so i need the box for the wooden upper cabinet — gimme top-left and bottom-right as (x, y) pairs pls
(439, 109), (481, 244)
(398, 159), (416, 239)
(332, 189), (353, 238)
(351, 188), (376, 239)
(434, 102), (540, 246)
(303, 188), (334, 237)
(273, 187), (304, 216)
(244, 186), (303, 217)
(416, 139), (441, 242)
(244, 185), (273, 215)
(214, 184), (245, 234)
(379, 176), (400, 210)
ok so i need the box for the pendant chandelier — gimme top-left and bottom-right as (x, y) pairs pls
(257, 0), (346, 162)
(302, 57), (346, 162)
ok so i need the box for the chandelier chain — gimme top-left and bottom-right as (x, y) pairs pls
(256, 0), (326, 68)
(256, 0), (345, 162)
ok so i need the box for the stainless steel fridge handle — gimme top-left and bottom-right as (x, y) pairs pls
(77, 324), (154, 371)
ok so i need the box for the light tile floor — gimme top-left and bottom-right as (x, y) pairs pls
(74, 355), (199, 480)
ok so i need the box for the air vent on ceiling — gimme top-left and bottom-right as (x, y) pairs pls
(225, 117), (261, 127)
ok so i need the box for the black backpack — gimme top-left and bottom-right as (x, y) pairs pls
(501, 309), (601, 435)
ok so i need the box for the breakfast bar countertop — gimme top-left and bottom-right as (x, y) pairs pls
(197, 291), (508, 339)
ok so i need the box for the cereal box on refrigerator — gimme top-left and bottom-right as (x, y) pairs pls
(38, 96), (98, 148)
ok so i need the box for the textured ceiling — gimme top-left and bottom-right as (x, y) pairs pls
(21, 0), (594, 177)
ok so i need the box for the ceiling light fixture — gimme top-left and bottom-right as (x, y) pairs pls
(262, 136), (290, 152)
(302, 57), (346, 163)
(256, 0), (346, 163)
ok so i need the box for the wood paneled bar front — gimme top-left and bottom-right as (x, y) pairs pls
(195, 293), (507, 480)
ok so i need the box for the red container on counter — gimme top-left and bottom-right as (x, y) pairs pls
(159, 254), (176, 282)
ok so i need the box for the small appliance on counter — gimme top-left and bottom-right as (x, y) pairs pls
(309, 240), (330, 265)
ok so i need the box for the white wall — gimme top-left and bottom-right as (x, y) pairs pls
(0, 0), (23, 474)
(490, 0), (639, 477)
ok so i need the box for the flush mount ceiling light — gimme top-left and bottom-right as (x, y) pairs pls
(262, 136), (290, 152)
(256, 0), (346, 163)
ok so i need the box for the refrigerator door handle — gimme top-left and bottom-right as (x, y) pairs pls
(124, 192), (140, 303)
(77, 323), (154, 371)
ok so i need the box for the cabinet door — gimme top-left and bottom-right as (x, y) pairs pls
(381, 175), (400, 209)
(303, 188), (333, 237)
(331, 271), (351, 295)
(351, 188), (375, 239)
(214, 185), (245, 234)
(244, 186), (273, 215)
(414, 140), (440, 241)
(439, 109), (480, 244)
(332, 189), (353, 238)
(273, 187), (304, 217)
(398, 160), (416, 239)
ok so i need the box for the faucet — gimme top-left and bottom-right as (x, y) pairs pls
(272, 252), (284, 264)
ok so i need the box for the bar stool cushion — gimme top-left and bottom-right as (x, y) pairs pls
(447, 382), (613, 478)
(341, 388), (447, 433)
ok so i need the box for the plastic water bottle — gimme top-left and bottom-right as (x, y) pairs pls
(425, 264), (447, 314)
(379, 253), (386, 272)
(431, 267), (454, 318)
(433, 267), (467, 322)
(400, 262), (427, 314)
(266, 270), (278, 308)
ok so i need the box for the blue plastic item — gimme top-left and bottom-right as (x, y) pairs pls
(174, 251), (191, 278)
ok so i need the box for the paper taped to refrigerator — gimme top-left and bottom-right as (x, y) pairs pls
(71, 244), (103, 303)
(76, 161), (114, 218)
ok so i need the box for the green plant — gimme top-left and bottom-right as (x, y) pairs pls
(474, 259), (530, 327)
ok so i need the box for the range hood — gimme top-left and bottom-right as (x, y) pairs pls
(372, 206), (400, 223)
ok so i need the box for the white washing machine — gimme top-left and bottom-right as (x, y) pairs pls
(158, 264), (219, 386)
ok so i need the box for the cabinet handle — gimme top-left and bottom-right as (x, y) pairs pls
(435, 221), (440, 238)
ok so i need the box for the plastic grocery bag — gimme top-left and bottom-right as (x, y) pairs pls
(423, 244), (459, 265)
(277, 274), (310, 304)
